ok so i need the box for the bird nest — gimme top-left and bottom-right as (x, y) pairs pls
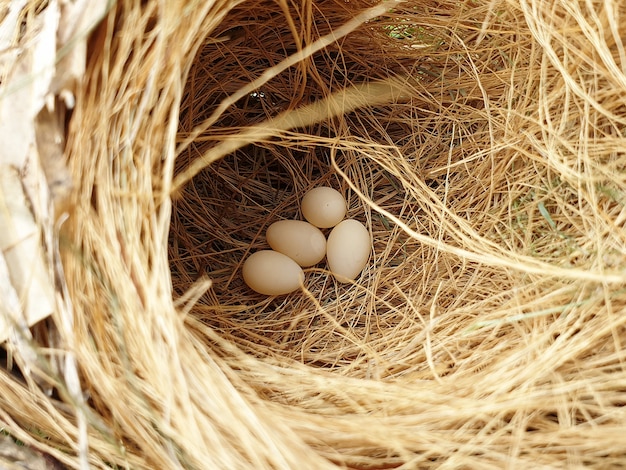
(1, 0), (626, 468)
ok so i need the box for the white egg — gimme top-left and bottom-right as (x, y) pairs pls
(266, 220), (326, 267)
(242, 250), (304, 295)
(326, 219), (371, 283)
(301, 186), (347, 228)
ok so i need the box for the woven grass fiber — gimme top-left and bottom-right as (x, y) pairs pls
(3, 0), (626, 468)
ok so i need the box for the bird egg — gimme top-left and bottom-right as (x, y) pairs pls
(266, 220), (326, 267)
(242, 250), (304, 295)
(326, 219), (371, 283)
(301, 186), (347, 228)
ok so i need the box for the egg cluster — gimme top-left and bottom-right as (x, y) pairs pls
(242, 187), (371, 295)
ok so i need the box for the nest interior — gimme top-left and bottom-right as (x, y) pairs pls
(170, 1), (525, 371)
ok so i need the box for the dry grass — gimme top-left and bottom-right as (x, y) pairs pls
(1, 0), (626, 468)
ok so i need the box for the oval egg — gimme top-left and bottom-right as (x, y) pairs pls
(266, 220), (326, 267)
(326, 219), (371, 283)
(301, 186), (347, 228)
(242, 250), (304, 295)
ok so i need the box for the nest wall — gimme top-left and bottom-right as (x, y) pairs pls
(1, 0), (625, 468)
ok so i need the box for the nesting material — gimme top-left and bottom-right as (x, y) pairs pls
(1, 0), (626, 469)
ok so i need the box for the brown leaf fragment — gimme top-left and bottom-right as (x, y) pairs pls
(0, 433), (64, 470)
(35, 106), (73, 214)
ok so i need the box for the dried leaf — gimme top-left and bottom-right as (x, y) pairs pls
(0, 166), (54, 343)
(53, 0), (110, 106)
(35, 107), (73, 212)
